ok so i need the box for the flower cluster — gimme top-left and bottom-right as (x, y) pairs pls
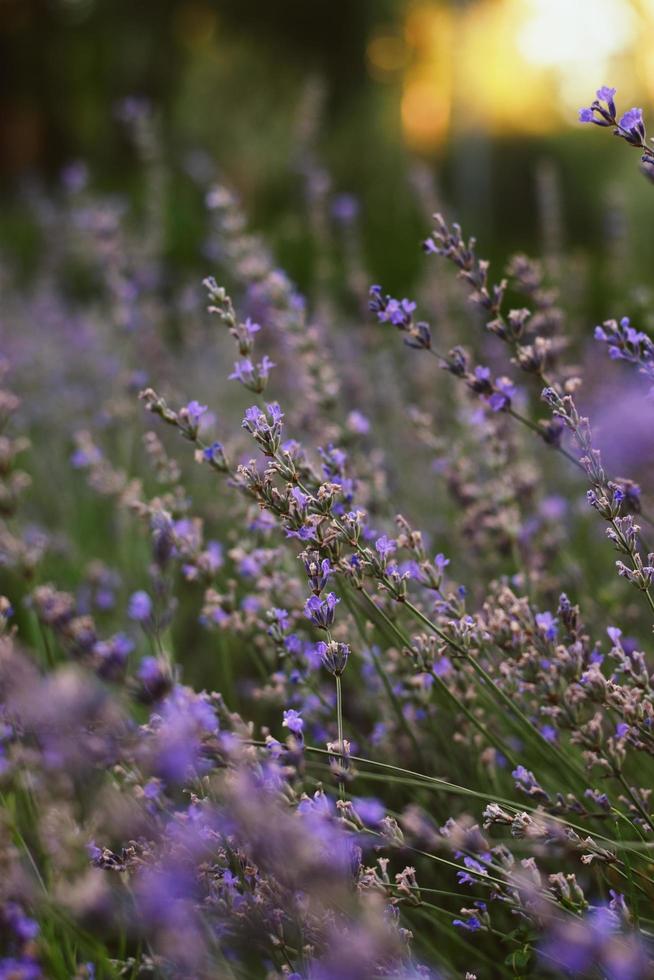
(3, 94), (654, 980)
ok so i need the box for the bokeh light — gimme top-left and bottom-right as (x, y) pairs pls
(400, 0), (654, 150)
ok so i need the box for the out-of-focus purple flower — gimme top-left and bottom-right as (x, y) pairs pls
(331, 193), (359, 224)
(93, 632), (133, 680)
(352, 797), (385, 826)
(608, 626), (623, 647)
(115, 95), (151, 123)
(375, 535), (397, 562)
(283, 709), (304, 736)
(535, 611), (558, 641)
(184, 400), (208, 423)
(453, 915), (482, 931)
(228, 355), (275, 391)
(136, 656), (172, 703)
(488, 377), (516, 412)
(150, 687), (218, 784)
(4, 903), (39, 942)
(128, 590), (152, 622)
(539, 906), (649, 979)
(61, 160), (89, 193)
(346, 410), (370, 435)
(0, 957), (43, 979)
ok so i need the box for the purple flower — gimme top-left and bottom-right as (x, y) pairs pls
(202, 440), (224, 464)
(453, 916), (482, 931)
(317, 639), (350, 676)
(619, 107), (643, 132)
(269, 607), (290, 630)
(331, 193), (359, 223)
(375, 535), (397, 561)
(346, 410), (370, 435)
(228, 355), (275, 390)
(488, 378), (516, 412)
(283, 709), (304, 736)
(243, 317), (261, 337)
(305, 592), (339, 630)
(597, 86), (617, 103)
(136, 657), (172, 702)
(291, 486), (309, 510)
(184, 400), (208, 423)
(353, 797), (384, 826)
(303, 554), (332, 593)
(535, 611), (558, 641)
(128, 590), (152, 622)
(607, 626), (623, 647)
(242, 402), (284, 454)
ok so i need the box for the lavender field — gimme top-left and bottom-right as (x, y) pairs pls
(4, 2), (654, 977)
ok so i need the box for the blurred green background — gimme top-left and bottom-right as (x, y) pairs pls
(3, 0), (654, 304)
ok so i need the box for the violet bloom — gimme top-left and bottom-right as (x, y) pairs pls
(539, 906), (649, 979)
(184, 400), (208, 424)
(303, 553), (331, 593)
(597, 86), (617, 102)
(305, 592), (339, 630)
(136, 656), (171, 702)
(368, 287), (424, 339)
(375, 535), (397, 561)
(242, 402), (284, 454)
(128, 590), (152, 622)
(578, 86), (617, 127)
(202, 441), (225, 467)
(152, 687), (218, 784)
(352, 797), (384, 826)
(619, 107), (644, 133)
(331, 193), (359, 224)
(535, 611), (558, 641)
(242, 317), (261, 337)
(283, 709), (304, 736)
(228, 355), (275, 391)
(488, 378), (516, 412)
(453, 915), (482, 932)
(346, 410), (370, 435)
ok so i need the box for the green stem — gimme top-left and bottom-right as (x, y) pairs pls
(342, 585), (424, 762)
(402, 597), (588, 786)
(335, 672), (345, 801)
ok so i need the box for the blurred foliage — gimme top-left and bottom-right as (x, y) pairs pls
(2, 0), (654, 303)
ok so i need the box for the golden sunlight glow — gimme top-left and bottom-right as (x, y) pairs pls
(401, 4), (453, 150)
(516, 0), (635, 111)
(400, 0), (654, 149)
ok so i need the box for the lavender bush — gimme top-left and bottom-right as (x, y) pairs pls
(2, 92), (654, 978)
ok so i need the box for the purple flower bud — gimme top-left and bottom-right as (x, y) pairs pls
(317, 639), (350, 676)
